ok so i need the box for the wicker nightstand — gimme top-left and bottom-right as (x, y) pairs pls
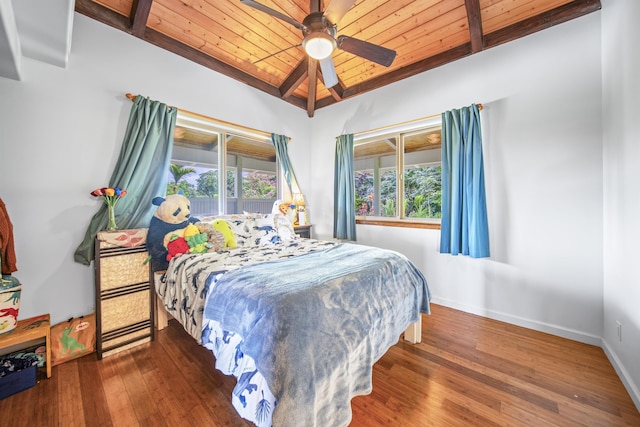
(94, 229), (154, 359)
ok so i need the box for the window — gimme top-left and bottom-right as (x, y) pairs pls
(354, 117), (442, 226)
(167, 112), (279, 217)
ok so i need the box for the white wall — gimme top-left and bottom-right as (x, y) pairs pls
(0, 13), (308, 324)
(307, 11), (604, 345)
(602, 0), (640, 409)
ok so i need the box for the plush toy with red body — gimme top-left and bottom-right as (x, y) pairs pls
(165, 235), (190, 261)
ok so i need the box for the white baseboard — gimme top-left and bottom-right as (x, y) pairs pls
(430, 297), (640, 413)
(431, 297), (602, 345)
(601, 339), (640, 412)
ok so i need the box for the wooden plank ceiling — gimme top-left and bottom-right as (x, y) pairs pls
(75, 0), (601, 118)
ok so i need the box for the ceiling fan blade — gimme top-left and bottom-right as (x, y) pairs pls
(323, 0), (356, 25)
(319, 56), (338, 88)
(240, 0), (305, 31)
(337, 35), (396, 67)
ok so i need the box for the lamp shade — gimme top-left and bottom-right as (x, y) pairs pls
(303, 33), (336, 60)
(292, 192), (306, 206)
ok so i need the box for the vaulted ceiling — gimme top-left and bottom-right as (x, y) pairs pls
(75, 0), (601, 117)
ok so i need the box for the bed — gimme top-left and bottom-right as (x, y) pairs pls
(154, 213), (431, 427)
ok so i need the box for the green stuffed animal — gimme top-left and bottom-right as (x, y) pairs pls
(213, 219), (237, 249)
(183, 223), (208, 254)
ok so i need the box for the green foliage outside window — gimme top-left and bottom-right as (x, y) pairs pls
(166, 164), (274, 199)
(243, 171), (277, 199)
(404, 166), (442, 218)
(196, 170), (218, 197)
(355, 165), (441, 219)
(167, 164), (196, 197)
(194, 170), (237, 198)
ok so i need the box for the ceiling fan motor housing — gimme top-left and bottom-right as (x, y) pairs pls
(302, 11), (337, 56)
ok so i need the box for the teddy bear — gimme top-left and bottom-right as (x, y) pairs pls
(147, 193), (198, 272)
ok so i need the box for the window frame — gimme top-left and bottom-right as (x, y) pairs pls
(353, 115), (442, 230)
(170, 111), (281, 216)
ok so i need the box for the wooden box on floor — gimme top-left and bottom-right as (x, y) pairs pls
(94, 229), (154, 359)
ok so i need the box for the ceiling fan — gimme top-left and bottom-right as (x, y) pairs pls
(240, 0), (397, 89)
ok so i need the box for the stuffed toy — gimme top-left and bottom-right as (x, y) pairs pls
(195, 222), (226, 252)
(165, 234), (190, 261)
(272, 200), (284, 215)
(147, 193), (198, 272)
(278, 203), (290, 216)
(212, 219), (237, 249)
(183, 223), (208, 254)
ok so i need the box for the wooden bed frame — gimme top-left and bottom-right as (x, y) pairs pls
(152, 272), (422, 344)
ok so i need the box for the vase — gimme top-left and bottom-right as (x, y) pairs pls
(107, 204), (117, 231)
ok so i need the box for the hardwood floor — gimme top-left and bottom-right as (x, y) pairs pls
(1, 304), (638, 426)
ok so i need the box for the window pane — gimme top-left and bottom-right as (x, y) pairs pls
(380, 169), (397, 217)
(226, 133), (278, 214)
(354, 171), (374, 216)
(169, 114), (280, 217)
(169, 132), (220, 218)
(404, 165), (442, 218)
(403, 129), (442, 219)
(354, 137), (397, 217)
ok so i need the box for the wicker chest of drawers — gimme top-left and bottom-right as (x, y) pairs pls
(94, 229), (154, 359)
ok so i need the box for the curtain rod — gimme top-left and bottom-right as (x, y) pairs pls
(352, 103), (483, 138)
(125, 93), (274, 141)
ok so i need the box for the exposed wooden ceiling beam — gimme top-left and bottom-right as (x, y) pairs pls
(75, 0), (130, 33)
(280, 59), (308, 98)
(321, 44), (473, 107)
(307, 59), (318, 117)
(326, 80), (344, 101)
(464, 0), (483, 53)
(484, 0), (601, 49)
(130, 0), (153, 38)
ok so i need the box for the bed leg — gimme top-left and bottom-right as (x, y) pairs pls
(403, 317), (422, 344)
(153, 272), (169, 330)
(155, 298), (169, 330)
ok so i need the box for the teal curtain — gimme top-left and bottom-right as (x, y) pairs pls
(74, 96), (177, 265)
(440, 104), (489, 258)
(271, 134), (302, 196)
(333, 134), (356, 241)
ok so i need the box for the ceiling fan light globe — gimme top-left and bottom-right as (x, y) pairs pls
(303, 33), (336, 60)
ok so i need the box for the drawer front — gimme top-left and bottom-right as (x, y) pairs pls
(99, 251), (149, 291)
(100, 288), (150, 333)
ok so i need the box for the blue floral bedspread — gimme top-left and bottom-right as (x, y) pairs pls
(157, 239), (431, 427)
